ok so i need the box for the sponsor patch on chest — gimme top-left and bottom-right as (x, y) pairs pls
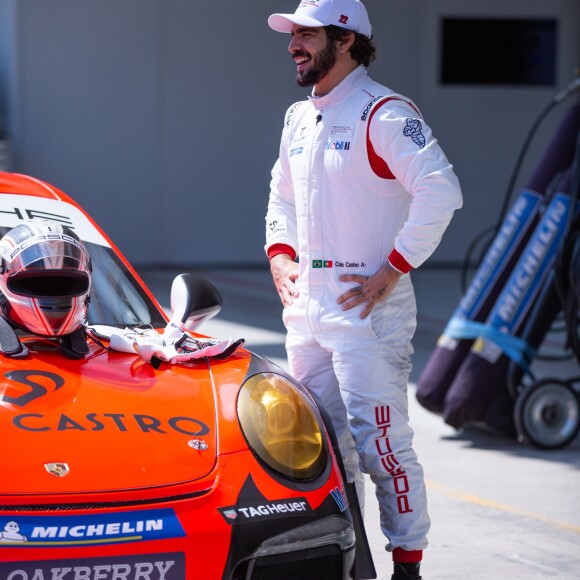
(326, 125), (354, 151)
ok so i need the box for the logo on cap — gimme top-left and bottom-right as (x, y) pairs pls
(339, 15), (349, 25)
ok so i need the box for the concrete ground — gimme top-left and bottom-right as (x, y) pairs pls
(139, 267), (580, 580)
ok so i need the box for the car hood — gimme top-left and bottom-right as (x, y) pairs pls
(0, 342), (251, 496)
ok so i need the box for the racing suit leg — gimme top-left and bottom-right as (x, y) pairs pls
(285, 320), (366, 512)
(323, 278), (430, 552)
(284, 278), (429, 551)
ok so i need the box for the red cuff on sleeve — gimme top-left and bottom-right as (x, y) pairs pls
(392, 548), (423, 563)
(388, 249), (413, 274)
(267, 243), (297, 261)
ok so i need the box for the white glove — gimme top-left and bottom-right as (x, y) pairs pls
(87, 323), (244, 368)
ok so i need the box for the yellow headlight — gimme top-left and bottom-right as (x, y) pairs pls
(238, 373), (328, 480)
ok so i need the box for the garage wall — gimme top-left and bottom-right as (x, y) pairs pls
(0, 0), (15, 168)
(0, 0), (579, 268)
(3, 0), (166, 262)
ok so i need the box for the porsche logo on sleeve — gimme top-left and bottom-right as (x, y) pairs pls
(218, 497), (312, 525)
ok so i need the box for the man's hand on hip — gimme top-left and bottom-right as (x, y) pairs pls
(337, 263), (403, 319)
(270, 253), (299, 307)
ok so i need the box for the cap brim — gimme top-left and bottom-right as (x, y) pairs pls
(268, 13), (326, 33)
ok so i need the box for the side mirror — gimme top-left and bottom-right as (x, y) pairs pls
(169, 273), (222, 332)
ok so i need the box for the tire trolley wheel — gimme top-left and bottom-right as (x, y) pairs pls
(514, 378), (580, 449)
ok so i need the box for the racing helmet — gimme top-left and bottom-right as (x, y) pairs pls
(0, 219), (91, 337)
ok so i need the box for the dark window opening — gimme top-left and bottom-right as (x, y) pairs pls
(441, 18), (557, 86)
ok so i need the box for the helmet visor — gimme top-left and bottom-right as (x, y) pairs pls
(7, 270), (90, 298)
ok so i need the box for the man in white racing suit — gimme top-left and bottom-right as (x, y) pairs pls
(265, 2), (463, 578)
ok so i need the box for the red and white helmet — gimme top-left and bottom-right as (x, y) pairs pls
(0, 219), (91, 337)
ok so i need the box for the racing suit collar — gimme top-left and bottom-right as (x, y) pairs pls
(308, 65), (368, 109)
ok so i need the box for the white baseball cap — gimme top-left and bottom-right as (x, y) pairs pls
(268, 0), (372, 38)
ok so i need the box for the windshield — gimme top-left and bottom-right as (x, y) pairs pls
(85, 242), (166, 328)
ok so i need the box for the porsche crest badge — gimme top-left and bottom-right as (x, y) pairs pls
(45, 462), (70, 477)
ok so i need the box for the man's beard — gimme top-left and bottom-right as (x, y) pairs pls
(295, 39), (337, 87)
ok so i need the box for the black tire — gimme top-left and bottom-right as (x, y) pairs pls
(514, 379), (580, 449)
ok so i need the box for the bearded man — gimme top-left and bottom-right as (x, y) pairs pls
(264, 2), (463, 578)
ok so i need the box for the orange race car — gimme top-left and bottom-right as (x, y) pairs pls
(0, 172), (375, 579)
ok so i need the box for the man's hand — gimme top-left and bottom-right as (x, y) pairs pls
(337, 263), (403, 319)
(270, 253), (299, 307)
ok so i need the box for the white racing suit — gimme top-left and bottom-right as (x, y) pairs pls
(265, 65), (462, 552)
